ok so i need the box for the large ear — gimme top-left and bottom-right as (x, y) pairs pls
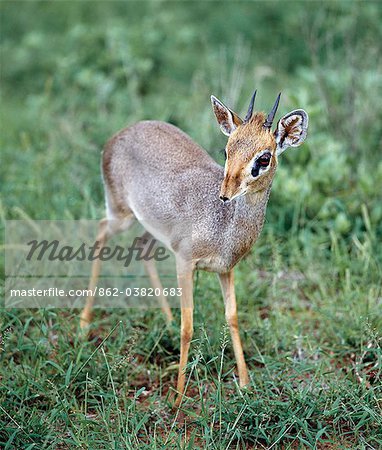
(211, 95), (243, 136)
(274, 109), (309, 156)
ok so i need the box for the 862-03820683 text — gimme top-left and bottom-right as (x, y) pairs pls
(9, 287), (183, 298)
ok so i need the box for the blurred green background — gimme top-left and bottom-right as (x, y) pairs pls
(1, 0), (381, 240)
(1, 1), (382, 448)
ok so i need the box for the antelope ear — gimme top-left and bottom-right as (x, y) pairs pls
(211, 95), (243, 136)
(274, 109), (309, 156)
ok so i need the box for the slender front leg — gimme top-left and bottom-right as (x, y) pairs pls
(174, 269), (194, 407)
(218, 270), (249, 386)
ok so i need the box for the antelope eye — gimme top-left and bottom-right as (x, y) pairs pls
(258, 153), (271, 166)
(251, 152), (272, 178)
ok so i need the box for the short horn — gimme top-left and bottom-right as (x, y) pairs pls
(263, 92), (281, 130)
(244, 90), (257, 123)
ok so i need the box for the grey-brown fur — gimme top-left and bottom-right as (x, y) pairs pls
(81, 96), (309, 405)
(102, 120), (271, 273)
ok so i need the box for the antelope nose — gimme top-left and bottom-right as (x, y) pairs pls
(220, 195), (230, 203)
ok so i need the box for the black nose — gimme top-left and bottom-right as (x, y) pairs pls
(220, 195), (230, 203)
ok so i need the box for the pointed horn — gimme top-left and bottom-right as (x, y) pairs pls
(263, 92), (281, 130)
(244, 90), (257, 123)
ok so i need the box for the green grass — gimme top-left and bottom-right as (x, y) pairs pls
(1, 1), (382, 448)
(1, 229), (381, 448)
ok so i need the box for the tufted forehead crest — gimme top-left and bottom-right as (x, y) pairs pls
(247, 112), (267, 129)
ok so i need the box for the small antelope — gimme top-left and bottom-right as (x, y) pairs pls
(80, 90), (308, 406)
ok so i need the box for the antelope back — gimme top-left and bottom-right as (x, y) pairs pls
(101, 121), (228, 245)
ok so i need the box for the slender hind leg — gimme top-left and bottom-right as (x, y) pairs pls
(140, 232), (173, 324)
(80, 216), (134, 330)
(80, 218), (108, 329)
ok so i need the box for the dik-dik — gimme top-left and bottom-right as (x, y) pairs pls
(80, 90), (309, 406)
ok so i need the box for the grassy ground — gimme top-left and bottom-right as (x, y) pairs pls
(1, 226), (381, 448)
(1, 2), (382, 449)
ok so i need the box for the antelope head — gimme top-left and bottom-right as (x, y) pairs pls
(211, 91), (309, 203)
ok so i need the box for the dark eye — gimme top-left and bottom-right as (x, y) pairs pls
(251, 152), (272, 177)
(258, 153), (271, 167)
